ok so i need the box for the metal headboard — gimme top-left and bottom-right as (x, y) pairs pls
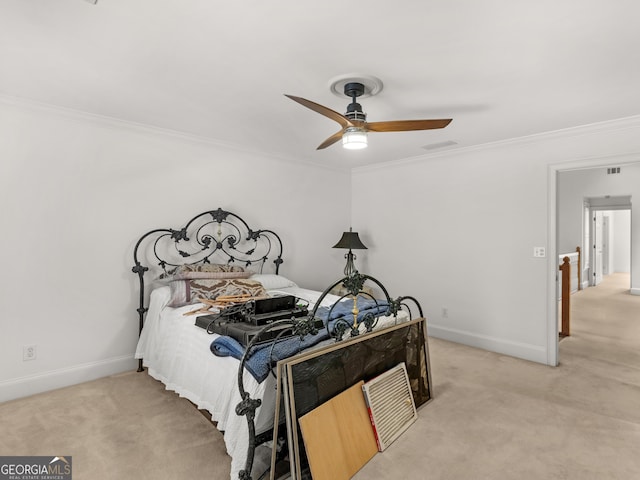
(132, 207), (284, 371)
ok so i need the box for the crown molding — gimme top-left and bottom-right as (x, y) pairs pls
(0, 93), (349, 173)
(354, 114), (640, 174)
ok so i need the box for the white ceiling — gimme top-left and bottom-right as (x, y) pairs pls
(2, 0), (639, 169)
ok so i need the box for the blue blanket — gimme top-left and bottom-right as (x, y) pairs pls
(210, 297), (389, 383)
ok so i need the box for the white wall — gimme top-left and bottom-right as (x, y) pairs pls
(352, 116), (640, 366)
(0, 98), (351, 401)
(4, 98), (640, 401)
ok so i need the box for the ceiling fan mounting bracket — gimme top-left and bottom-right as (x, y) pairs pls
(344, 82), (365, 99)
(343, 82), (367, 121)
(328, 74), (384, 99)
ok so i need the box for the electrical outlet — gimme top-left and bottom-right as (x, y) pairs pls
(23, 345), (37, 361)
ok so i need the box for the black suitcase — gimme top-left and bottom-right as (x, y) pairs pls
(225, 321), (295, 346)
(247, 306), (309, 326)
(253, 294), (297, 314)
(195, 315), (295, 346)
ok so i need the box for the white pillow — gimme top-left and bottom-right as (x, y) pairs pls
(249, 273), (298, 290)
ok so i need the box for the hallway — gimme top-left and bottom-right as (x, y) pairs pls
(560, 272), (640, 375)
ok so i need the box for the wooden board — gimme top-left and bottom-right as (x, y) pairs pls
(298, 381), (378, 480)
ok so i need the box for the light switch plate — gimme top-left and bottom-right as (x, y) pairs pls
(533, 247), (546, 258)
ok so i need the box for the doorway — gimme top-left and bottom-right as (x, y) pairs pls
(584, 196), (632, 288)
(551, 160), (640, 367)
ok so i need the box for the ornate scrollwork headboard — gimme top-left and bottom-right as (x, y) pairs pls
(132, 207), (284, 369)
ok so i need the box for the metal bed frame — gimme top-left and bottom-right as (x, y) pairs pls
(236, 271), (431, 480)
(131, 207), (431, 480)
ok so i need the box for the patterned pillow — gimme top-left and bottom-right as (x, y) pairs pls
(160, 263), (250, 281)
(168, 278), (267, 307)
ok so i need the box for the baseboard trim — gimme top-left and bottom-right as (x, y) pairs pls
(0, 355), (137, 403)
(427, 324), (549, 365)
(630, 288), (640, 296)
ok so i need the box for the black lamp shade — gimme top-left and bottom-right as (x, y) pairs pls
(332, 229), (367, 250)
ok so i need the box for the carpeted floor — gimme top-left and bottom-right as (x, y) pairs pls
(354, 272), (640, 480)
(0, 368), (231, 479)
(1, 273), (639, 480)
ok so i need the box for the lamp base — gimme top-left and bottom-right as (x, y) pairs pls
(343, 250), (357, 277)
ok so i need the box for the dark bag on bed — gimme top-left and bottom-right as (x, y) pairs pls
(253, 294), (297, 314)
(225, 321), (296, 347)
(194, 294), (307, 343)
(245, 305), (308, 326)
(197, 294), (307, 327)
(245, 295), (307, 325)
(194, 314), (229, 334)
(196, 314), (296, 346)
(194, 302), (249, 334)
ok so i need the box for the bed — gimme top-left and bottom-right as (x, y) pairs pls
(132, 208), (432, 480)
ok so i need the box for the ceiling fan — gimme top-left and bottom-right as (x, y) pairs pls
(285, 81), (452, 150)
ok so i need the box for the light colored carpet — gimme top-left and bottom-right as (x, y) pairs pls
(354, 272), (640, 480)
(1, 273), (639, 480)
(0, 368), (231, 479)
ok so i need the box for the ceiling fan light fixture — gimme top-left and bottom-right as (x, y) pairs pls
(342, 127), (368, 150)
(285, 76), (451, 151)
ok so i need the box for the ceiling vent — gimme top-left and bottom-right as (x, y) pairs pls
(607, 167), (621, 174)
(362, 363), (417, 451)
(422, 140), (458, 151)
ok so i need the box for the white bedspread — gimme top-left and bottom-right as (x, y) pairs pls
(135, 285), (406, 480)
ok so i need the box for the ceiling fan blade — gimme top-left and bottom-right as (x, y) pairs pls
(366, 118), (452, 132)
(316, 130), (345, 150)
(284, 94), (353, 129)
